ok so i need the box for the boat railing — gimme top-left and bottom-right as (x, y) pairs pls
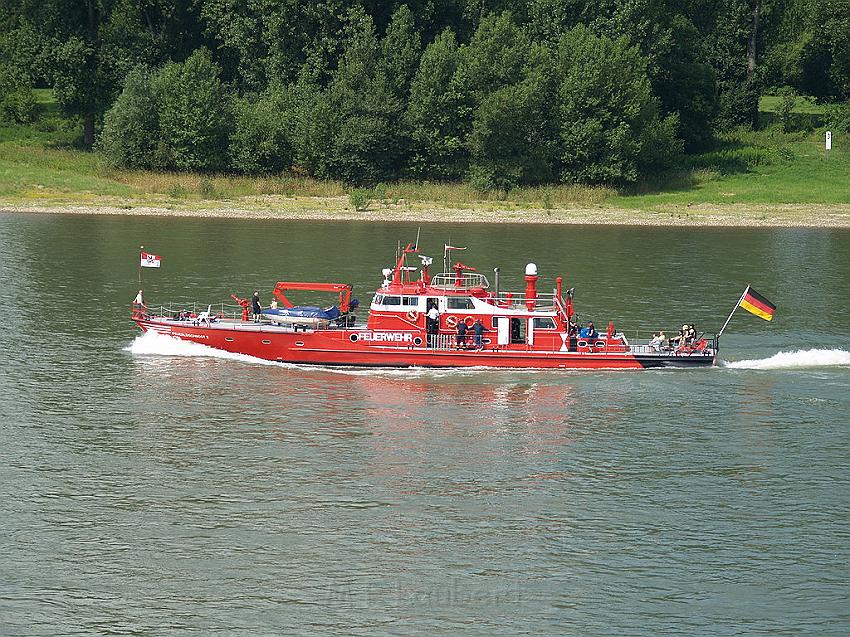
(430, 272), (490, 290)
(427, 333), (489, 350)
(145, 301), (249, 322)
(628, 333), (718, 355)
(485, 291), (559, 311)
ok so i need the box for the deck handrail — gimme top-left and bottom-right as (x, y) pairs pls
(429, 272), (490, 290)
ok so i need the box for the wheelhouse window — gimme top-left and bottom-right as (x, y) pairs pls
(533, 317), (556, 330)
(382, 295), (402, 306)
(402, 296), (419, 307)
(446, 297), (474, 310)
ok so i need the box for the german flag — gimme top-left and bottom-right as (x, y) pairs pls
(740, 286), (776, 321)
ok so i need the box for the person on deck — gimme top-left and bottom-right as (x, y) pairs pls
(649, 332), (664, 351)
(456, 320), (468, 349)
(669, 325), (687, 348)
(132, 290), (145, 318)
(426, 304), (440, 347)
(252, 291), (262, 322)
(568, 318), (578, 352)
(580, 321), (598, 339)
(472, 318), (487, 349)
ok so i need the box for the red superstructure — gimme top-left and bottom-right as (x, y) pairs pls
(131, 243), (717, 369)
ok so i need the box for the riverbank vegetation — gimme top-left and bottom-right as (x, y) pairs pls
(1, 0), (849, 218)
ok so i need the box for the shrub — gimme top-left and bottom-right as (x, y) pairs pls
(823, 102), (850, 133)
(0, 86), (37, 123)
(198, 176), (215, 198)
(349, 188), (370, 211)
(718, 80), (760, 129)
(167, 183), (187, 199)
(0, 63), (37, 124)
(777, 87), (798, 132)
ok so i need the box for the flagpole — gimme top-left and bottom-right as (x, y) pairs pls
(718, 285), (749, 338)
(138, 245), (144, 291)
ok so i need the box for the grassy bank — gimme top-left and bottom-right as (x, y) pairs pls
(1, 91), (848, 226)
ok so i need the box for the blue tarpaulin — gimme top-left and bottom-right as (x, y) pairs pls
(263, 306), (342, 320)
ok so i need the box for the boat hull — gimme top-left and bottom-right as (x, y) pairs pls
(135, 319), (716, 370)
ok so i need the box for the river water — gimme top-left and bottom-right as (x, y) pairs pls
(1, 212), (849, 635)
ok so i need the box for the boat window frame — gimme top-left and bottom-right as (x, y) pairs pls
(446, 296), (475, 310)
(532, 317), (556, 330)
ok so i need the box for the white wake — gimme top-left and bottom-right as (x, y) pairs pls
(124, 330), (282, 366)
(724, 348), (850, 370)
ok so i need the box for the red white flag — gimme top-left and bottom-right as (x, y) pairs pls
(140, 251), (161, 268)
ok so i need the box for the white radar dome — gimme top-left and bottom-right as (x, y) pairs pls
(525, 263), (538, 276)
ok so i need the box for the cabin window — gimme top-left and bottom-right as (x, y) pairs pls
(382, 295), (402, 306)
(402, 296), (419, 307)
(533, 317), (556, 330)
(446, 297), (474, 310)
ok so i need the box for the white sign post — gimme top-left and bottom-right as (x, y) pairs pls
(826, 130), (832, 151)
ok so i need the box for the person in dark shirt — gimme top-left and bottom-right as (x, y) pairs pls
(472, 318), (487, 349)
(585, 321), (597, 339)
(456, 320), (468, 349)
(568, 318), (578, 351)
(252, 291), (262, 322)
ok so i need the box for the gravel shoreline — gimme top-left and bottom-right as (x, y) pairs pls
(3, 200), (850, 227)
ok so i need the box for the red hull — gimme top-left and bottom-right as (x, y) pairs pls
(135, 319), (713, 369)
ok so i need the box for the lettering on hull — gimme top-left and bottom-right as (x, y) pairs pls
(350, 332), (414, 343)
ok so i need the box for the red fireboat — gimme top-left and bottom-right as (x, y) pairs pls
(131, 243), (718, 369)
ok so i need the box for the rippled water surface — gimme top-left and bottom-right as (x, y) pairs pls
(1, 213), (849, 635)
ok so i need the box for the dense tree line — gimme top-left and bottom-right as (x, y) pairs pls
(1, 0), (849, 188)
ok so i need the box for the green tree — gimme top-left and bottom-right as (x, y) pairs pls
(455, 12), (560, 189)
(303, 15), (404, 185)
(96, 66), (161, 168)
(229, 84), (307, 174)
(555, 25), (681, 184)
(379, 5), (422, 100)
(405, 29), (469, 179)
(0, 0), (207, 145)
(655, 15), (719, 151)
(155, 48), (232, 171)
(467, 44), (557, 190)
(762, 0), (850, 101)
(700, 0), (763, 128)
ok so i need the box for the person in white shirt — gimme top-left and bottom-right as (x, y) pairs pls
(426, 304), (440, 347)
(649, 331), (664, 351)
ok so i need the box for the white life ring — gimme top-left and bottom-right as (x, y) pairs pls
(406, 310), (419, 321)
(446, 315), (458, 328)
